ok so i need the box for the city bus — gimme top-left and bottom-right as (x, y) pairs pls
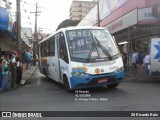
(38, 26), (124, 92)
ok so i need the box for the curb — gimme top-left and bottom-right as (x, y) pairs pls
(22, 65), (38, 85)
(124, 74), (160, 79)
(0, 65), (38, 93)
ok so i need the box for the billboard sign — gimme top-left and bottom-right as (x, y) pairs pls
(22, 28), (32, 38)
(0, 7), (13, 32)
(150, 38), (160, 76)
(138, 7), (160, 24)
(99, 0), (129, 20)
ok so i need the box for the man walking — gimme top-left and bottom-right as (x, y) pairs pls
(131, 50), (138, 73)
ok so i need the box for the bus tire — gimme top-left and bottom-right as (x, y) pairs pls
(107, 83), (119, 89)
(63, 76), (73, 93)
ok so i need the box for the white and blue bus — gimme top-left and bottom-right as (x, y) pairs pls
(38, 26), (124, 92)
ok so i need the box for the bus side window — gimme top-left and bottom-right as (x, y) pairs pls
(41, 43), (44, 57)
(46, 40), (50, 56)
(50, 36), (55, 56)
(59, 33), (69, 63)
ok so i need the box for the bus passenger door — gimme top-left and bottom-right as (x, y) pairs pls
(51, 35), (60, 82)
(48, 36), (59, 82)
(57, 33), (69, 83)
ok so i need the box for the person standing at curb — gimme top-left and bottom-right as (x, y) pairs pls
(16, 56), (23, 86)
(10, 52), (17, 89)
(1, 55), (9, 92)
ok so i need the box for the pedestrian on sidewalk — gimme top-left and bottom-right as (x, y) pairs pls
(144, 52), (151, 76)
(1, 55), (9, 92)
(16, 56), (23, 86)
(122, 52), (127, 72)
(136, 51), (144, 75)
(0, 55), (4, 88)
(131, 50), (138, 73)
(10, 52), (17, 89)
(25, 50), (31, 70)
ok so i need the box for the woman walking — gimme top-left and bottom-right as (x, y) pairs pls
(1, 56), (9, 92)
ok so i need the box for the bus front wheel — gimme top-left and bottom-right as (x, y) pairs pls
(63, 76), (73, 93)
(107, 83), (119, 89)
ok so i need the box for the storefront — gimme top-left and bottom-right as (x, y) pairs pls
(0, 6), (31, 57)
(78, 0), (160, 59)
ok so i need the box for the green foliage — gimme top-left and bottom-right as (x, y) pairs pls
(56, 19), (80, 31)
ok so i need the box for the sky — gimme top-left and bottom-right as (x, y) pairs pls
(9, 0), (93, 33)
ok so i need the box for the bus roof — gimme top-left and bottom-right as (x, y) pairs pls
(38, 26), (106, 44)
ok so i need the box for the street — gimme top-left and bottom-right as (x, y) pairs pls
(0, 68), (160, 120)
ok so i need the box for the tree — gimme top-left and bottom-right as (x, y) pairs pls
(56, 19), (80, 31)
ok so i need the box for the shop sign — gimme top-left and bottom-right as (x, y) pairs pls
(138, 7), (160, 24)
(107, 20), (123, 32)
(105, 8), (137, 33)
(22, 28), (33, 38)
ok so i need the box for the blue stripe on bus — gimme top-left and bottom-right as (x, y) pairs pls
(69, 71), (124, 89)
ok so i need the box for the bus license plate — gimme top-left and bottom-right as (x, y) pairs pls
(98, 79), (108, 84)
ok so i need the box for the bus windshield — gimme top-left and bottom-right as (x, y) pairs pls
(65, 29), (118, 61)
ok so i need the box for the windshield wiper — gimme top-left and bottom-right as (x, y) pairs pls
(90, 32), (112, 60)
(86, 38), (96, 63)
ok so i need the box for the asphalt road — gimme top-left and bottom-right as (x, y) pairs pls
(0, 69), (160, 120)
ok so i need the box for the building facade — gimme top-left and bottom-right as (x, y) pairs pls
(0, 0), (31, 57)
(78, 0), (160, 55)
(70, 0), (96, 20)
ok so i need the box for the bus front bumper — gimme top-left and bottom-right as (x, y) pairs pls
(69, 71), (124, 89)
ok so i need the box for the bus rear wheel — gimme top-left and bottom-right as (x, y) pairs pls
(63, 76), (73, 93)
(107, 83), (119, 89)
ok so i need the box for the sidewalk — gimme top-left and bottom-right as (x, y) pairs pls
(20, 64), (38, 85)
(0, 64), (38, 92)
(124, 71), (160, 80)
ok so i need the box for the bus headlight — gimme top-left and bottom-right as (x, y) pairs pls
(71, 72), (88, 77)
(115, 67), (123, 72)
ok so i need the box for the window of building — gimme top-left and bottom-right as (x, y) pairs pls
(86, 8), (90, 12)
(79, 3), (82, 7)
(135, 37), (148, 53)
(86, 3), (91, 6)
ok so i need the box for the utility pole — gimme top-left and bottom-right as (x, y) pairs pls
(31, 2), (41, 65)
(152, 4), (160, 37)
(97, 0), (100, 27)
(16, 0), (21, 56)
